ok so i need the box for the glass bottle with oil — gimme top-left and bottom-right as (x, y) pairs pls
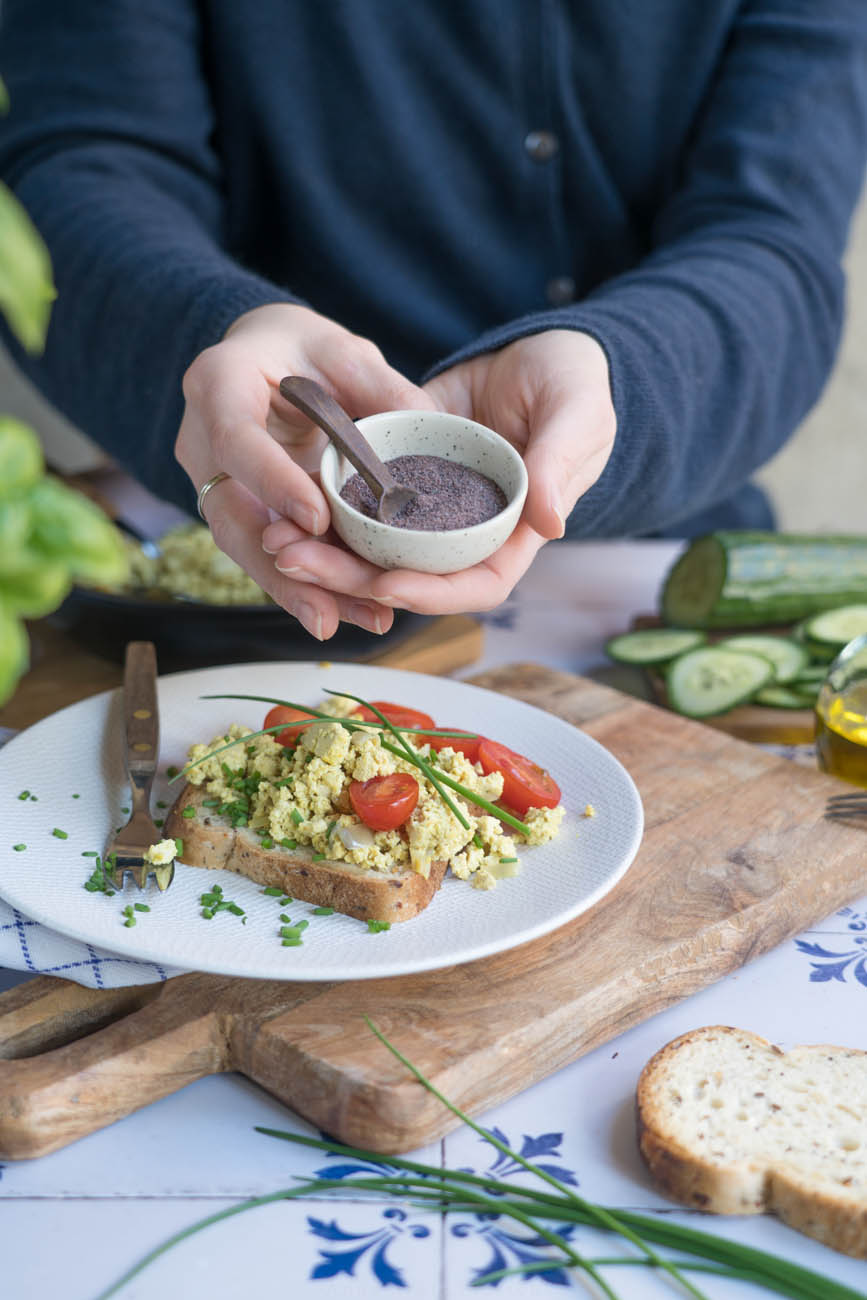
(815, 634), (867, 787)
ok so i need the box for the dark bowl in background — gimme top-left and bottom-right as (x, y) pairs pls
(50, 586), (428, 673)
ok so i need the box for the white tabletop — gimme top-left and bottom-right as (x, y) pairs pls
(3, 539), (866, 1300)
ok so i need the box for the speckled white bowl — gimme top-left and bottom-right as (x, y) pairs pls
(319, 409), (528, 573)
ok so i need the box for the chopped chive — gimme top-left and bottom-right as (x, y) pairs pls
(201, 799), (220, 807)
(279, 838), (297, 850)
(122, 905), (136, 928)
(52, 828), (68, 839)
(201, 908), (214, 920)
(182, 807), (196, 819)
(166, 765), (179, 778)
(154, 818), (164, 828)
(17, 790), (29, 800)
(472, 833), (483, 849)
(121, 806), (130, 815)
(290, 808), (303, 826)
(72, 793), (80, 799)
(313, 906), (334, 916)
(281, 937), (302, 947)
(12, 843), (26, 852)
(81, 850), (99, 856)
(499, 856), (518, 864)
(311, 852), (325, 862)
(263, 886), (283, 896)
(326, 819), (337, 841)
(174, 838), (183, 855)
(30, 796), (37, 801)
(279, 913), (292, 923)
(156, 800), (168, 809)
(367, 919), (390, 933)
(260, 838), (274, 849)
(134, 903), (150, 912)
(227, 903), (245, 916)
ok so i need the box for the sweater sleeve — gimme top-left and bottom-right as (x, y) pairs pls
(427, 0), (867, 538)
(0, 0), (296, 512)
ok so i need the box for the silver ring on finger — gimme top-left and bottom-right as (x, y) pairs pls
(196, 471), (232, 521)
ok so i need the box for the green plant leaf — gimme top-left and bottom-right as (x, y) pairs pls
(0, 602), (28, 706)
(28, 477), (129, 585)
(0, 417), (44, 499)
(0, 181), (55, 354)
(0, 554), (71, 617)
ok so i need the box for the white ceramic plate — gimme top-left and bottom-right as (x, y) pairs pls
(0, 662), (643, 981)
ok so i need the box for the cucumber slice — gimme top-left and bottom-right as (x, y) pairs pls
(792, 664), (829, 685)
(666, 647), (774, 718)
(755, 685), (814, 710)
(803, 604), (867, 651)
(605, 627), (707, 665)
(714, 634), (808, 683)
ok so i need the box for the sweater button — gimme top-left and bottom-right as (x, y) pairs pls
(545, 276), (576, 305)
(524, 130), (559, 162)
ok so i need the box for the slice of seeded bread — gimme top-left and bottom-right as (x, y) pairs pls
(164, 783), (446, 924)
(636, 1025), (867, 1258)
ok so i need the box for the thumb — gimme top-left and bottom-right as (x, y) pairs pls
(521, 397), (614, 540)
(316, 334), (437, 419)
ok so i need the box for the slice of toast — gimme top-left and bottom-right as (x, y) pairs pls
(164, 783), (446, 924)
(637, 1025), (867, 1258)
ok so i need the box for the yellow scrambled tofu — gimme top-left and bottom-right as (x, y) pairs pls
(183, 699), (565, 885)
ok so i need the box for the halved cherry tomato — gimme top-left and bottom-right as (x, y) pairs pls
(349, 773), (419, 830)
(422, 728), (482, 764)
(353, 701), (436, 733)
(477, 738), (561, 816)
(263, 705), (318, 748)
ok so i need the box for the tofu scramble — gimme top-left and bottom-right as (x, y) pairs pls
(183, 698), (565, 890)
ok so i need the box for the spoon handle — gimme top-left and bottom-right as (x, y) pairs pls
(278, 375), (398, 502)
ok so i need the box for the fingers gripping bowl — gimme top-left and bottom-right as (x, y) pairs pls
(319, 410), (529, 574)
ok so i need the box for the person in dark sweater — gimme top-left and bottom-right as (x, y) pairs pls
(1, 2), (865, 640)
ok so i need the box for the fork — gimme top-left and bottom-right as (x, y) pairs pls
(825, 790), (867, 822)
(105, 641), (175, 890)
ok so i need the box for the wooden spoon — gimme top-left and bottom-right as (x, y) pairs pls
(278, 376), (418, 523)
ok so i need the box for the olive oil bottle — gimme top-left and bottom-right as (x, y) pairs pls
(815, 683), (867, 786)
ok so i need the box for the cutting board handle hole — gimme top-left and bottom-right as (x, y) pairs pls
(0, 985), (161, 1061)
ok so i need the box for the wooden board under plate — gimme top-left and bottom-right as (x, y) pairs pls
(0, 662), (865, 1158)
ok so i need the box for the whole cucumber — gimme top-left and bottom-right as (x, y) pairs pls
(662, 531), (867, 629)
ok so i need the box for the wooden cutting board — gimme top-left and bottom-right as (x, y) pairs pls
(1, 662), (865, 1161)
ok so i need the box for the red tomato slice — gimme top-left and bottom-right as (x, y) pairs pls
(263, 705), (318, 748)
(353, 701), (436, 733)
(349, 773), (420, 831)
(477, 738), (561, 816)
(422, 728), (482, 764)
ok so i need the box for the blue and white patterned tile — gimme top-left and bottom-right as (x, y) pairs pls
(2, 1195), (443, 1300)
(0, 1071), (443, 1198)
(442, 1204), (867, 1297)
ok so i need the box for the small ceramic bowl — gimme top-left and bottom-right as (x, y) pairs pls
(319, 409), (528, 574)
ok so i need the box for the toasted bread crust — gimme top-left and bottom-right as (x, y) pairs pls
(636, 1025), (867, 1259)
(165, 783), (446, 923)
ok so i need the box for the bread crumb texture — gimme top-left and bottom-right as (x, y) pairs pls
(637, 1025), (867, 1258)
(184, 702), (564, 883)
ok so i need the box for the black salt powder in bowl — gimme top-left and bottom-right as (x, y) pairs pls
(319, 410), (528, 574)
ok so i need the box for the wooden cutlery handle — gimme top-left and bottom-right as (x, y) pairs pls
(124, 641), (159, 790)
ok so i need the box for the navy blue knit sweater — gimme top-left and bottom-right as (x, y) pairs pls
(1, 1), (866, 534)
